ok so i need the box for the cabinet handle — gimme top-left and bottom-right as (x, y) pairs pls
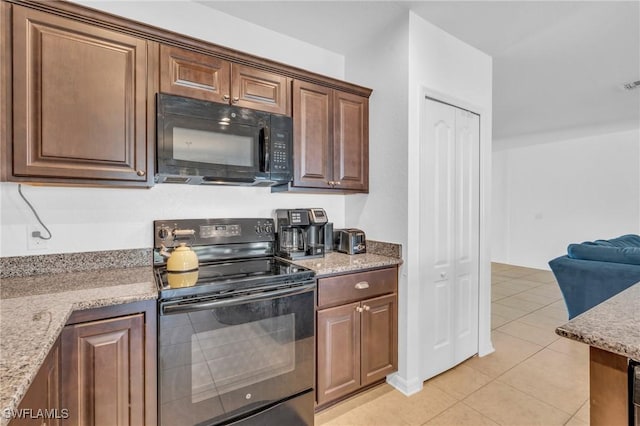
(223, 95), (230, 101)
(363, 305), (370, 311)
(136, 170), (146, 177)
(232, 97), (239, 103)
(354, 281), (369, 290)
(355, 306), (363, 313)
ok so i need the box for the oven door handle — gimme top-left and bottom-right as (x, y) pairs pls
(161, 282), (315, 315)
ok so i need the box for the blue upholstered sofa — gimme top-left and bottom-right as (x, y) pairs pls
(549, 234), (640, 319)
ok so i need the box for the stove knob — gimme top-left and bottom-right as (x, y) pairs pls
(264, 226), (272, 234)
(158, 228), (170, 240)
(255, 226), (261, 234)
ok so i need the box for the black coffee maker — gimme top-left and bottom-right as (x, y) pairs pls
(275, 208), (328, 260)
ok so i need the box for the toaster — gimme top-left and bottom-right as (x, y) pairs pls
(334, 228), (366, 255)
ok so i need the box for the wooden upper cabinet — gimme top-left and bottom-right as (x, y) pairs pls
(333, 91), (369, 191)
(11, 5), (153, 185)
(160, 45), (291, 115)
(160, 44), (230, 104)
(292, 80), (369, 192)
(293, 80), (333, 189)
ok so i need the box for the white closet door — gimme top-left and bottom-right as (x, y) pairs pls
(453, 108), (480, 365)
(420, 98), (480, 380)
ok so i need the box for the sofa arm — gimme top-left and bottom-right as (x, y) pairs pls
(549, 255), (640, 319)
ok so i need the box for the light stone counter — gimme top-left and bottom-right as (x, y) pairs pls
(291, 251), (402, 277)
(555, 282), (640, 361)
(0, 266), (157, 425)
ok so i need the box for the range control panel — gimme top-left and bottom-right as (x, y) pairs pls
(154, 218), (275, 248)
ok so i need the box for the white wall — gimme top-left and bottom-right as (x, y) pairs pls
(0, 1), (347, 258)
(343, 13), (412, 390)
(0, 183), (345, 257)
(73, 1), (345, 80)
(344, 12), (493, 395)
(492, 127), (640, 270)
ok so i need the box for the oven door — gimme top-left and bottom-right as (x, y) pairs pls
(157, 93), (270, 184)
(158, 282), (315, 426)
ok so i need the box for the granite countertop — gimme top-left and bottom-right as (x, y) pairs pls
(292, 251), (403, 277)
(0, 242), (403, 422)
(556, 282), (640, 361)
(0, 266), (157, 425)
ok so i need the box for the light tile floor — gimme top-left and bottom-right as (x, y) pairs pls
(315, 263), (590, 426)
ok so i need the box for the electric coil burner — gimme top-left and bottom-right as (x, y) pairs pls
(153, 218), (315, 426)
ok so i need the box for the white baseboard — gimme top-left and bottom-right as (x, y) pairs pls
(386, 373), (422, 396)
(478, 342), (495, 357)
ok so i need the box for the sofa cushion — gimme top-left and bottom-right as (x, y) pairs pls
(568, 243), (640, 265)
(584, 234), (640, 248)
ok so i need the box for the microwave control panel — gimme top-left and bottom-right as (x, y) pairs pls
(269, 115), (292, 180)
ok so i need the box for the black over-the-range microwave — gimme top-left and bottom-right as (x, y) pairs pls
(156, 93), (293, 186)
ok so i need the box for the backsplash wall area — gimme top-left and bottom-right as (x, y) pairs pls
(0, 182), (346, 258)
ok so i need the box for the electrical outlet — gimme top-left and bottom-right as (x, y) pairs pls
(27, 226), (48, 251)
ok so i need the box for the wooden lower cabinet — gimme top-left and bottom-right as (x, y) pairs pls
(10, 338), (62, 426)
(589, 346), (629, 426)
(316, 267), (398, 408)
(10, 301), (156, 426)
(61, 314), (145, 426)
(361, 294), (397, 386)
(317, 302), (362, 405)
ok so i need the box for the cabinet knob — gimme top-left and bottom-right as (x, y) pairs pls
(354, 281), (369, 290)
(232, 97), (239, 103)
(355, 306), (363, 313)
(223, 95), (230, 101)
(363, 305), (370, 311)
(136, 170), (146, 177)
(334, 181), (341, 186)
(327, 181), (335, 186)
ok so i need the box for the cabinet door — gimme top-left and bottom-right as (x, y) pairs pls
(160, 44), (231, 104)
(361, 294), (398, 386)
(12, 6), (149, 183)
(231, 64), (290, 115)
(61, 314), (145, 426)
(292, 80), (333, 189)
(317, 302), (361, 405)
(11, 338), (61, 426)
(333, 91), (368, 191)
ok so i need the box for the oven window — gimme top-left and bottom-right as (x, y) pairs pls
(173, 127), (254, 167)
(190, 313), (295, 403)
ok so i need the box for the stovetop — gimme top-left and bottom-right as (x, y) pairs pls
(155, 256), (315, 300)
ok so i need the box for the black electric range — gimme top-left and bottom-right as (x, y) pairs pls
(153, 218), (315, 426)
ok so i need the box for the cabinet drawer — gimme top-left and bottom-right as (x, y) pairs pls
(317, 267), (397, 308)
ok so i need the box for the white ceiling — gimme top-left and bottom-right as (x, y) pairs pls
(200, 1), (640, 142)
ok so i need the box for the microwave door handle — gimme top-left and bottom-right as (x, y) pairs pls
(259, 127), (269, 173)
